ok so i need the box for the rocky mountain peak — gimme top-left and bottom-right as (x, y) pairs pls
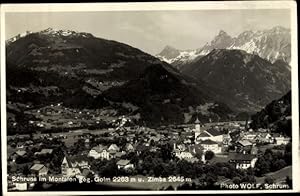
(157, 45), (180, 60)
(39, 27), (94, 38)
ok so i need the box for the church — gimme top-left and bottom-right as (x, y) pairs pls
(193, 118), (224, 144)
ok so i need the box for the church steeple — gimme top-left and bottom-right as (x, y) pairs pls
(195, 117), (200, 124)
(194, 115), (202, 142)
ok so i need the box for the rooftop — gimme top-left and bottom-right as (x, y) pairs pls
(30, 163), (45, 171)
(15, 150), (27, 156)
(206, 128), (222, 136)
(197, 132), (211, 137)
(200, 139), (218, 145)
(116, 159), (131, 166)
(238, 140), (253, 146)
(40, 149), (53, 154)
(91, 145), (108, 153)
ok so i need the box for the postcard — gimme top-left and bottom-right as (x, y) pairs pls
(1, 1), (298, 195)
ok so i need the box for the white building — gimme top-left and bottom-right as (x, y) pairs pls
(88, 145), (111, 160)
(229, 153), (258, 170)
(15, 182), (27, 191)
(30, 164), (48, 176)
(274, 135), (291, 145)
(199, 139), (222, 154)
(174, 150), (194, 159)
(61, 156), (90, 177)
(116, 159), (134, 170)
(108, 144), (120, 152)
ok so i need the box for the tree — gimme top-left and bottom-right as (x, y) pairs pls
(254, 157), (270, 176)
(205, 151), (215, 160)
(264, 176), (274, 184)
(233, 176), (241, 184)
(195, 145), (204, 160)
(272, 159), (286, 171)
(22, 165), (30, 176)
(160, 143), (173, 161)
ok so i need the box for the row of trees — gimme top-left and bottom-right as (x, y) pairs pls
(254, 143), (292, 176)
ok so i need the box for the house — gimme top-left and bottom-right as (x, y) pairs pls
(25, 140), (34, 146)
(177, 144), (187, 151)
(124, 143), (134, 152)
(116, 159), (134, 170)
(15, 150), (27, 157)
(114, 151), (126, 159)
(174, 149), (194, 160)
(241, 132), (258, 141)
(30, 164), (48, 176)
(236, 139), (253, 152)
(16, 142), (25, 149)
(15, 181), (27, 191)
(199, 139), (222, 154)
(255, 133), (273, 144)
(127, 134), (136, 142)
(237, 139), (252, 147)
(108, 144), (120, 152)
(61, 156), (90, 177)
(183, 138), (192, 144)
(88, 145), (111, 160)
(184, 157), (199, 163)
(12, 150), (27, 162)
(228, 153), (257, 169)
(84, 139), (90, 148)
(274, 135), (291, 145)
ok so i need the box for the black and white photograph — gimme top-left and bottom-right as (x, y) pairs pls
(1, 1), (299, 195)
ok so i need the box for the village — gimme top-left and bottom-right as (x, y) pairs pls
(6, 109), (292, 191)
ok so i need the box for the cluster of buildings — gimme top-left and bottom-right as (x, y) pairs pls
(7, 116), (291, 191)
(170, 118), (291, 170)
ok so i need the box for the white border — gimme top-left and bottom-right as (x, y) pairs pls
(1, 1), (298, 195)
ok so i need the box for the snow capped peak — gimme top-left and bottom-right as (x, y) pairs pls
(41, 28), (76, 36)
(268, 26), (290, 34)
(157, 26), (291, 68)
(6, 30), (33, 45)
(39, 27), (93, 38)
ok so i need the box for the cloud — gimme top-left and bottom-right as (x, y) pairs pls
(6, 9), (291, 55)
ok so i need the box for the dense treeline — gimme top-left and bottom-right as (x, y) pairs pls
(250, 91), (291, 136)
(254, 142), (292, 176)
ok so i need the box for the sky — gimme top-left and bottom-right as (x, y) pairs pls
(5, 9), (291, 55)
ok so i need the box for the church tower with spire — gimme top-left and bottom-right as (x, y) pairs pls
(194, 117), (202, 140)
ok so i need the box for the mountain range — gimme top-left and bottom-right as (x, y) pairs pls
(181, 49), (291, 113)
(6, 26), (292, 132)
(6, 28), (234, 130)
(156, 26), (291, 70)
